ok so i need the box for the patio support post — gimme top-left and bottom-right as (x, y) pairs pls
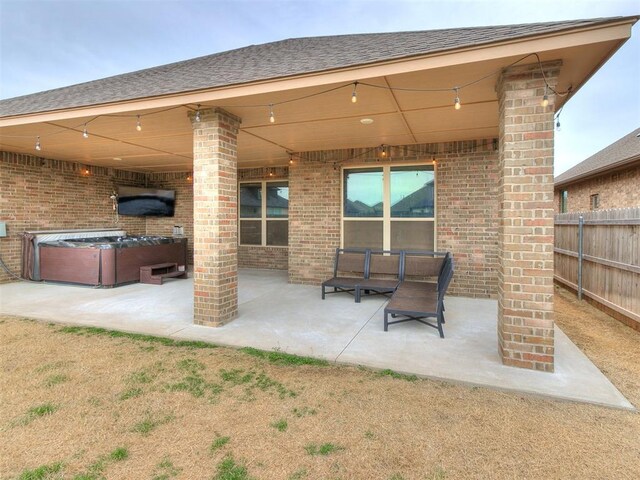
(496, 61), (561, 372)
(190, 107), (241, 326)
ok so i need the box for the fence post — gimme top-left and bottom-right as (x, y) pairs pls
(577, 215), (584, 300)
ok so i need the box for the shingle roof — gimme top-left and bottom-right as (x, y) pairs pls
(0, 17), (631, 118)
(555, 127), (640, 185)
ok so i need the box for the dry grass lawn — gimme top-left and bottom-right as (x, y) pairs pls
(1, 285), (639, 480)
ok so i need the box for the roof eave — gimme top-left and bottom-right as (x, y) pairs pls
(555, 155), (640, 187)
(1, 16), (637, 127)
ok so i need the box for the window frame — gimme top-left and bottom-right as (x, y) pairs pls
(340, 162), (437, 250)
(238, 180), (289, 248)
(559, 189), (568, 213)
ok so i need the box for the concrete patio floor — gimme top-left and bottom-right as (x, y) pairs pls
(0, 269), (633, 411)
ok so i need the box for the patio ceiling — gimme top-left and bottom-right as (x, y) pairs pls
(0, 19), (634, 172)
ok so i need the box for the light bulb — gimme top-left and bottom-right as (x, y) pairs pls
(195, 105), (201, 122)
(556, 120), (561, 131)
(83, 125), (89, 138)
(454, 88), (461, 110)
(136, 115), (142, 131)
(35, 136), (41, 151)
(541, 94), (549, 108)
(381, 145), (387, 157)
(269, 105), (275, 124)
(351, 82), (358, 103)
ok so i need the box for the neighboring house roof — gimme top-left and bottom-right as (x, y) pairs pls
(391, 181), (435, 214)
(240, 186), (288, 209)
(555, 127), (640, 187)
(0, 17), (630, 117)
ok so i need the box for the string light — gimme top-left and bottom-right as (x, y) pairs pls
(380, 144), (387, 157)
(288, 153), (294, 165)
(541, 85), (549, 108)
(454, 88), (461, 110)
(13, 52), (573, 153)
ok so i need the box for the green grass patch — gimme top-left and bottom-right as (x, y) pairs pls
(17, 403), (58, 426)
(132, 414), (174, 435)
(364, 430), (375, 439)
(152, 457), (181, 480)
(58, 325), (217, 349)
(44, 374), (69, 387)
(176, 358), (205, 372)
(210, 435), (231, 453)
(118, 387), (143, 401)
(376, 369), (418, 382)
(240, 347), (328, 366)
(109, 447), (128, 461)
(271, 419), (288, 432)
(288, 469), (307, 480)
(213, 455), (253, 480)
(304, 443), (343, 456)
(220, 369), (255, 385)
(18, 462), (63, 480)
(291, 406), (317, 418)
(427, 466), (447, 480)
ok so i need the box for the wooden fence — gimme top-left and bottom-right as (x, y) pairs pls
(554, 207), (640, 330)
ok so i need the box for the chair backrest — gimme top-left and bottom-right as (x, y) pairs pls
(333, 248), (368, 277)
(367, 250), (402, 279)
(401, 250), (448, 281)
(437, 256), (454, 297)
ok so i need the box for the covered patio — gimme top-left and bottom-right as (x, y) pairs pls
(1, 15), (638, 378)
(0, 269), (632, 410)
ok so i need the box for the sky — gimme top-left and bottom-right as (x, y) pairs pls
(1, 0), (638, 175)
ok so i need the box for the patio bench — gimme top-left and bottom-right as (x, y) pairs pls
(321, 248), (368, 300)
(354, 250), (402, 303)
(384, 254), (454, 338)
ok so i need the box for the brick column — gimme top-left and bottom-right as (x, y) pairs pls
(190, 108), (241, 326)
(496, 61), (561, 371)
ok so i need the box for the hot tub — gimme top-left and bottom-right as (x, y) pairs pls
(38, 235), (188, 287)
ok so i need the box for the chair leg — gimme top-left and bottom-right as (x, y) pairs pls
(437, 312), (444, 338)
(384, 311), (388, 331)
(355, 287), (361, 303)
(322, 286), (326, 300)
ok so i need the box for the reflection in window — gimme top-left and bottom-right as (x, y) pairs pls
(390, 167), (435, 218)
(266, 183), (289, 218)
(239, 184), (261, 218)
(344, 169), (383, 217)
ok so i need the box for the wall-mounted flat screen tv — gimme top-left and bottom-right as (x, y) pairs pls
(117, 186), (176, 217)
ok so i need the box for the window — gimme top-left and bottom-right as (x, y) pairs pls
(590, 193), (600, 210)
(559, 189), (568, 213)
(343, 165), (435, 250)
(239, 181), (288, 246)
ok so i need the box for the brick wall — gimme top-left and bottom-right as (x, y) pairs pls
(0, 151), (147, 284)
(554, 163), (640, 213)
(437, 146), (499, 297)
(496, 61), (559, 372)
(288, 141), (500, 297)
(146, 172), (194, 264)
